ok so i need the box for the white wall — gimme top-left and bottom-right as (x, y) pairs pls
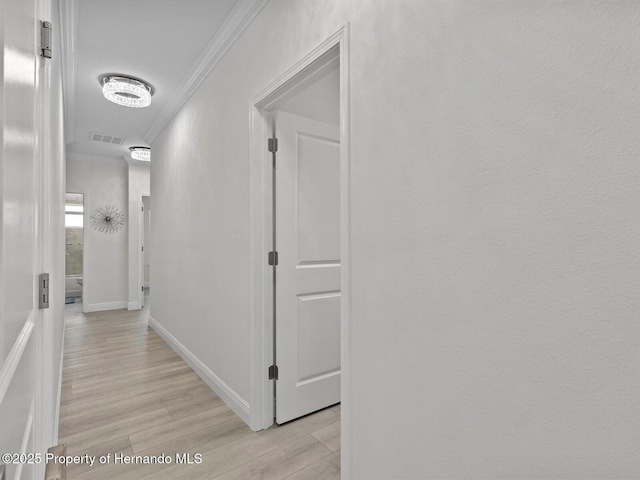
(152, 1), (640, 478)
(127, 162), (150, 309)
(67, 156), (128, 312)
(0, 0), (66, 477)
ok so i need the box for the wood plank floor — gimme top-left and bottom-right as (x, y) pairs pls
(59, 304), (340, 480)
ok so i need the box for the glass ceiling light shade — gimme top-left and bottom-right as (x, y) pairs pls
(100, 75), (153, 108)
(130, 146), (151, 161)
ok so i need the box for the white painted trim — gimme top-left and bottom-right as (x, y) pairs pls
(248, 25), (350, 443)
(138, 193), (150, 309)
(58, 0), (77, 144)
(148, 315), (251, 426)
(338, 24), (352, 479)
(248, 105), (273, 432)
(84, 301), (127, 313)
(79, 191), (89, 314)
(14, 398), (35, 480)
(252, 43), (341, 110)
(127, 301), (140, 310)
(34, 4), (49, 471)
(143, 0), (269, 144)
(0, 315), (35, 405)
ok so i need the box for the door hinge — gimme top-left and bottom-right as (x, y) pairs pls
(268, 138), (278, 153)
(141, 286), (144, 292)
(141, 245), (144, 251)
(268, 251), (278, 266)
(40, 21), (52, 58)
(268, 365), (279, 380)
(39, 273), (50, 309)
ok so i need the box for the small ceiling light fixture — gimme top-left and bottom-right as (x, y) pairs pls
(130, 146), (151, 161)
(100, 74), (154, 108)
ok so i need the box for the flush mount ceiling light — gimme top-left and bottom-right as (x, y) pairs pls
(130, 146), (151, 161)
(100, 75), (154, 108)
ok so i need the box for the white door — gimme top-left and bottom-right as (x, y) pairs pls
(275, 111), (341, 424)
(1, 0), (65, 478)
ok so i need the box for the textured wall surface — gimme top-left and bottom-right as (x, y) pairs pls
(152, 1), (640, 478)
(348, 2), (640, 478)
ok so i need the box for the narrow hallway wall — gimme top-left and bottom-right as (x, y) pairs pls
(151, 1), (640, 478)
(67, 156), (128, 312)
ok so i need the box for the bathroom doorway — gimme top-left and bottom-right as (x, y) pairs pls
(65, 193), (84, 311)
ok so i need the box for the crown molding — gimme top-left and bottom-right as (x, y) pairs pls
(143, 0), (269, 144)
(58, 0), (78, 145)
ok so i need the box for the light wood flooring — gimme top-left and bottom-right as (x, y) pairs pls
(59, 305), (340, 480)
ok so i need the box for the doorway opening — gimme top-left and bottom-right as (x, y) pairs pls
(271, 63), (341, 425)
(249, 26), (351, 452)
(64, 192), (85, 312)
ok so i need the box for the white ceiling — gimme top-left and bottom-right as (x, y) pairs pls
(65, 0), (257, 162)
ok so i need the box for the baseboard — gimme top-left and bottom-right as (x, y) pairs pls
(85, 301), (127, 313)
(127, 301), (140, 310)
(148, 315), (251, 426)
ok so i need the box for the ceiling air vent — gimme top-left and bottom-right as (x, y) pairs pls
(90, 132), (124, 145)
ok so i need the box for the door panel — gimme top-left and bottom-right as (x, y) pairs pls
(276, 111), (340, 424)
(296, 134), (341, 264)
(297, 291), (341, 383)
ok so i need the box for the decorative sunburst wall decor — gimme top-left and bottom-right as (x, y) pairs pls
(90, 205), (125, 233)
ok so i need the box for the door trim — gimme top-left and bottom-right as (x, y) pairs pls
(248, 25), (351, 474)
(80, 192), (90, 313)
(0, 316), (36, 405)
(137, 193), (150, 309)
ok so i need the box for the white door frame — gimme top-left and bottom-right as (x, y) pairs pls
(35, 0), (63, 472)
(248, 25), (351, 472)
(81, 192), (90, 313)
(138, 192), (150, 308)
(35, 15), (51, 475)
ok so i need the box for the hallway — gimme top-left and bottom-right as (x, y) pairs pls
(2, 1), (639, 478)
(59, 307), (340, 480)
